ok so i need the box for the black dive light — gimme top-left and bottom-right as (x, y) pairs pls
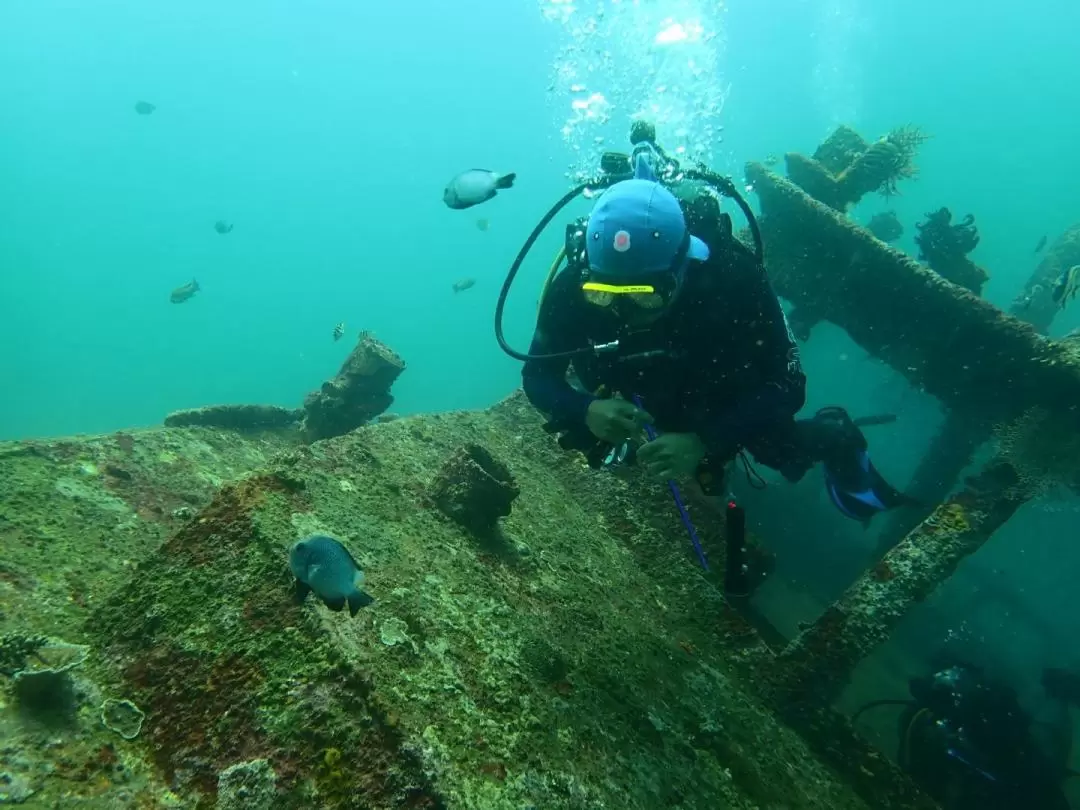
(724, 500), (750, 598)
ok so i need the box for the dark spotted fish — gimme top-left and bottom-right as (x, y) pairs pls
(332, 322), (345, 341)
(214, 220), (234, 235)
(289, 534), (374, 617)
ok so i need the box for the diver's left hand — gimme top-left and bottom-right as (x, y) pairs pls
(637, 433), (707, 481)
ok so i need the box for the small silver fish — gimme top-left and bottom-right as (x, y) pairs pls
(169, 278), (199, 304)
(289, 534), (374, 617)
(443, 169), (516, 210)
(332, 322), (345, 341)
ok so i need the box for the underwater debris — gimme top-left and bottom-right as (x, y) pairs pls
(836, 125), (928, 201)
(1010, 223), (1080, 330)
(994, 407), (1080, 496)
(163, 403), (302, 430)
(810, 124), (869, 174)
(775, 459), (1028, 712)
(875, 125), (929, 196)
(0, 633), (51, 677)
(784, 124), (929, 211)
(378, 617), (411, 647)
(3, 635), (89, 680)
(301, 333), (405, 441)
(916, 208), (980, 256)
(914, 207), (987, 294)
(3, 635), (90, 718)
(745, 159), (1080, 454)
(430, 443), (520, 535)
(865, 211), (903, 243)
(0, 771), (35, 804)
(216, 758), (278, 810)
(100, 698), (146, 740)
(1052, 264), (1080, 311)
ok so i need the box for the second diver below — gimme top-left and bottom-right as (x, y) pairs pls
(522, 151), (915, 522)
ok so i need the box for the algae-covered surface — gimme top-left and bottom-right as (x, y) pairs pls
(0, 426), (297, 808)
(0, 427), (297, 639)
(1, 395), (876, 809)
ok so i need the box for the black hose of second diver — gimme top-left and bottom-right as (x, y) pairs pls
(495, 180), (609, 363)
(682, 168), (764, 267)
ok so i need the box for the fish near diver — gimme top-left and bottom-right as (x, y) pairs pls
(289, 534), (374, 617)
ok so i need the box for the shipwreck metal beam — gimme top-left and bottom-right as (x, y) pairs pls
(1010, 223), (1080, 331)
(874, 411), (987, 556)
(745, 161), (1080, 429)
(768, 460), (1028, 704)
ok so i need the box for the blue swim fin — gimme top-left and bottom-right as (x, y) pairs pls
(824, 448), (916, 524)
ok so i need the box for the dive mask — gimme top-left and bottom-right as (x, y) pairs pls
(581, 229), (690, 311)
(582, 273), (679, 310)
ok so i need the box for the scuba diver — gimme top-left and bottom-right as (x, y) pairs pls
(497, 122), (914, 522)
(854, 658), (1074, 809)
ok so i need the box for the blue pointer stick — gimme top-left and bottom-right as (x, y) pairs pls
(631, 395), (709, 571)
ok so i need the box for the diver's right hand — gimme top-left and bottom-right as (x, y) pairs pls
(585, 398), (654, 444)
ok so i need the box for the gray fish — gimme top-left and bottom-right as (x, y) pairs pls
(452, 277), (476, 293)
(134, 101), (156, 115)
(1034, 234), (1047, 253)
(289, 534), (374, 617)
(214, 220), (234, 235)
(443, 169), (516, 210)
(169, 278), (199, 304)
(1052, 265), (1080, 311)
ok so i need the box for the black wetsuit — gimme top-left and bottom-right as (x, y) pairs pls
(522, 223), (816, 482)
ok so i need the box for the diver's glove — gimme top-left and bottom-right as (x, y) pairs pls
(541, 418), (610, 469)
(637, 432), (706, 481)
(801, 406), (916, 523)
(585, 398), (654, 445)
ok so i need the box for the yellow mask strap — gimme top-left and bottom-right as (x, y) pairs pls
(582, 282), (656, 295)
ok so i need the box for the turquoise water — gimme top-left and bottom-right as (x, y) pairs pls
(5, 1), (1080, 799)
(2, 0), (1077, 441)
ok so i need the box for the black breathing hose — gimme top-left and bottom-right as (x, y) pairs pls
(493, 180), (611, 363)
(681, 168), (764, 267)
(494, 166), (764, 363)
